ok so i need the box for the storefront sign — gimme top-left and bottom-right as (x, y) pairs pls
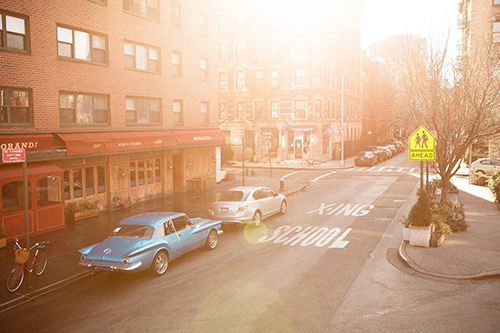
(0, 134), (53, 152)
(2, 149), (25, 163)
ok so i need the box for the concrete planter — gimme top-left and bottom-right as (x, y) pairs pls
(403, 227), (410, 241)
(409, 225), (432, 247)
(70, 208), (99, 222)
(430, 234), (446, 247)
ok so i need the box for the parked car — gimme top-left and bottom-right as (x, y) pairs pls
(209, 186), (287, 226)
(390, 140), (404, 153)
(470, 158), (500, 176)
(387, 144), (398, 155)
(79, 212), (223, 276)
(355, 151), (377, 166)
(367, 146), (386, 162)
(380, 146), (393, 159)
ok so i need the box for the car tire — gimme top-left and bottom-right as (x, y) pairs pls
(205, 229), (218, 250)
(253, 211), (262, 227)
(280, 200), (287, 215)
(150, 250), (168, 276)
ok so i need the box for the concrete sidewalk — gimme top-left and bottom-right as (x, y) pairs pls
(0, 174), (307, 314)
(399, 176), (500, 279)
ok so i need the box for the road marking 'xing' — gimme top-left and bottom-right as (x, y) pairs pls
(311, 171), (336, 183)
(259, 225), (352, 248)
(306, 203), (374, 216)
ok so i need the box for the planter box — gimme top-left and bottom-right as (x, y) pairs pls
(70, 209), (99, 222)
(430, 234), (446, 247)
(403, 227), (410, 241)
(409, 225), (432, 247)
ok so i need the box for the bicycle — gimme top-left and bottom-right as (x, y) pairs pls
(6, 238), (50, 293)
(301, 159), (321, 167)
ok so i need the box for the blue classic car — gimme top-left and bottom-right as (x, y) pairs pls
(79, 212), (223, 276)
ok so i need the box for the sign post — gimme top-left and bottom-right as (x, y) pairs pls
(408, 126), (436, 189)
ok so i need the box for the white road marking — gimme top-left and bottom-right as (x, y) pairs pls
(259, 225), (352, 248)
(281, 171), (300, 179)
(397, 167), (404, 172)
(368, 166), (377, 171)
(377, 167), (386, 172)
(311, 171), (336, 183)
(409, 168), (415, 173)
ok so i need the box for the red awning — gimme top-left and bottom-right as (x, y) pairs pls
(173, 129), (224, 146)
(0, 162), (62, 184)
(58, 131), (177, 156)
(0, 134), (53, 151)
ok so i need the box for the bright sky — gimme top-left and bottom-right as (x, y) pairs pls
(361, 0), (461, 50)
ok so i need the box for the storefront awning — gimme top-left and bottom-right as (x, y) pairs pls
(173, 129), (225, 146)
(0, 133), (53, 151)
(287, 126), (317, 132)
(0, 162), (62, 184)
(58, 131), (177, 156)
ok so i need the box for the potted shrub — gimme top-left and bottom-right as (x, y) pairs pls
(434, 201), (467, 232)
(430, 214), (452, 247)
(0, 226), (7, 249)
(399, 216), (411, 241)
(408, 189), (433, 247)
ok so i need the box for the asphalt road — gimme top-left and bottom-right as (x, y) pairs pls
(2, 153), (500, 332)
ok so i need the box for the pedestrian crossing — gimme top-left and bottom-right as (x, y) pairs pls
(347, 166), (425, 173)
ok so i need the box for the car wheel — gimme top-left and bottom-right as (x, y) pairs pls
(280, 200), (287, 215)
(253, 211), (262, 227)
(150, 251), (168, 276)
(205, 229), (218, 250)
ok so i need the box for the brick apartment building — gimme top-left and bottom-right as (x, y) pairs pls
(0, 0), (222, 241)
(217, 0), (363, 163)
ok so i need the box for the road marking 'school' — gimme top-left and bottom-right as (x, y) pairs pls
(259, 226), (352, 249)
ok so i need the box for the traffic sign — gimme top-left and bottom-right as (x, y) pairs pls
(408, 125), (436, 161)
(2, 148), (25, 163)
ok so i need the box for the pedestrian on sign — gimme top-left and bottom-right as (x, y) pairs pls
(415, 133), (421, 148)
(421, 131), (428, 148)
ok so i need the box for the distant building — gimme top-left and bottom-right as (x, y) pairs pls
(217, 0), (363, 162)
(0, 0), (221, 240)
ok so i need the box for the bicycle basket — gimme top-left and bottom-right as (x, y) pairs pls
(15, 249), (29, 264)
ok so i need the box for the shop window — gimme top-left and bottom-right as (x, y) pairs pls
(138, 161), (145, 186)
(0, 87), (32, 125)
(0, 10), (29, 53)
(2, 181), (31, 213)
(64, 165), (105, 200)
(64, 170), (70, 200)
(154, 158), (160, 182)
(97, 165), (105, 193)
(57, 25), (107, 65)
(36, 176), (62, 207)
(72, 168), (83, 198)
(147, 160), (153, 184)
(59, 92), (109, 125)
(85, 167), (94, 196)
(123, 0), (159, 21)
(129, 162), (136, 187)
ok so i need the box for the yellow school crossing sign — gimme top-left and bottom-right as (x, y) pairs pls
(408, 125), (436, 161)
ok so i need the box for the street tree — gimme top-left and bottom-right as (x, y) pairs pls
(394, 38), (500, 202)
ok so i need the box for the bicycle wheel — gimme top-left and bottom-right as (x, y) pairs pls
(312, 160), (320, 167)
(34, 250), (48, 276)
(7, 265), (24, 293)
(301, 160), (310, 167)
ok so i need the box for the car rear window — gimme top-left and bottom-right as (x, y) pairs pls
(111, 225), (154, 240)
(219, 190), (248, 201)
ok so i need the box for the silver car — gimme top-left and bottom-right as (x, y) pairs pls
(209, 186), (287, 226)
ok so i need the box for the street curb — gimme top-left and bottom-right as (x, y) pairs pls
(284, 183), (309, 197)
(226, 165), (355, 172)
(0, 270), (95, 314)
(398, 240), (500, 280)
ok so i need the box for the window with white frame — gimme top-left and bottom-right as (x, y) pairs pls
(123, 0), (159, 21)
(294, 68), (306, 85)
(173, 100), (183, 125)
(218, 13), (226, 31)
(255, 70), (263, 87)
(271, 70), (278, 87)
(236, 102), (245, 120)
(125, 96), (161, 124)
(235, 13), (244, 31)
(201, 102), (209, 124)
(271, 101), (279, 119)
(200, 57), (209, 81)
(236, 70), (245, 89)
(493, 21), (500, 43)
(171, 2), (181, 29)
(172, 51), (182, 77)
(57, 25), (107, 64)
(60, 92), (109, 125)
(124, 41), (160, 73)
(0, 10), (29, 53)
(314, 99), (322, 119)
(219, 71), (227, 89)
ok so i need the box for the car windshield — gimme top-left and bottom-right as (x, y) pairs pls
(111, 225), (154, 240)
(219, 190), (248, 201)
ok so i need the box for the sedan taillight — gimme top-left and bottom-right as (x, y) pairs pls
(237, 206), (247, 213)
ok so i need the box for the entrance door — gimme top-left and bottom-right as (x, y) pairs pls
(172, 155), (183, 193)
(294, 139), (303, 159)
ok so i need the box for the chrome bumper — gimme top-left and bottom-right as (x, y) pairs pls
(79, 261), (142, 271)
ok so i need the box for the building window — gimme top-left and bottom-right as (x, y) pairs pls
(200, 57), (209, 81)
(0, 87), (32, 125)
(294, 68), (306, 85)
(171, 2), (181, 29)
(218, 42), (226, 61)
(255, 70), (263, 88)
(235, 40), (244, 60)
(271, 101), (279, 119)
(219, 102), (227, 120)
(57, 25), (107, 65)
(255, 101), (266, 120)
(218, 13), (226, 31)
(125, 96), (161, 124)
(173, 100), (183, 125)
(122, 0), (159, 21)
(219, 71), (227, 90)
(237, 102), (245, 120)
(124, 41), (160, 73)
(271, 70), (278, 87)
(171, 51), (182, 77)
(199, 13), (208, 37)
(236, 70), (245, 89)
(59, 92), (109, 125)
(495, 0), (500, 5)
(294, 100), (306, 119)
(36, 176), (62, 207)
(0, 10), (29, 53)
(314, 100), (322, 119)
(201, 102), (209, 124)
(129, 159), (159, 187)
(235, 13), (244, 31)
(314, 67), (322, 85)
(493, 21), (500, 43)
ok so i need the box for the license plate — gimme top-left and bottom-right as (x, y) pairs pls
(220, 207), (228, 213)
